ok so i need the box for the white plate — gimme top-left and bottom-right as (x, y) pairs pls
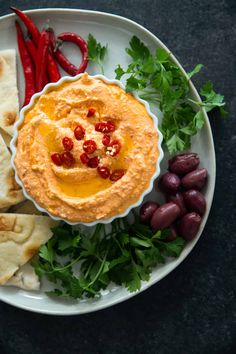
(0, 8), (215, 315)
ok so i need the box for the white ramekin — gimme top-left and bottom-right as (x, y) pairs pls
(10, 73), (164, 226)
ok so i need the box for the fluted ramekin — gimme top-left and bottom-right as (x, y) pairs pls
(10, 74), (164, 226)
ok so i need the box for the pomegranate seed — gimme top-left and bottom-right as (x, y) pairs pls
(95, 121), (115, 133)
(83, 140), (97, 154)
(62, 136), (74, 151)
(88, 156), (99, 168)
(87, 107), (96, 117)
(74, 124), (85, 140)
(110, 169), (125, 181)
(95, 122), (107, 133)
(51, 153), (62, 166)
(97, 166), (110, 179)
(106, 121), (116, 133)
(102, 134), (111, 146)
(106, 139), (121, 157)
(80, 153), (89, 164)
(61, 151), (75, 167)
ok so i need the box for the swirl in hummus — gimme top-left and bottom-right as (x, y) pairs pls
(14, 73), (160, 223)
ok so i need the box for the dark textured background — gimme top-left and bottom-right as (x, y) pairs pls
(0, 1), (235, 353)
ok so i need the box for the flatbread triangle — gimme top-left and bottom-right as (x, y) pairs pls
(0, 213), (57, 285)
(0, 49), (19, 136)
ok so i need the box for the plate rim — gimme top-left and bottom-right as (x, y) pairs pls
(0, 7), (216, 315)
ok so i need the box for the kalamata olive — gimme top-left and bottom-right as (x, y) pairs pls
(158, 172), (181, 193)
(140, 201), (159, 222)
(166, 192), (187, 216)
(182, 168), (208, 190)
(151, 202), (181, 231)
(178, 212), (202, 241)
(183, 189), (206, 216)
(165, 225), (178, 242)
(168, 153), (200, 175)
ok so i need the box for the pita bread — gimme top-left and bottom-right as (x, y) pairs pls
(0, 213), (57, 285)
(0, 49), (19, 136)
(0, 133), (24, 208)
(10, 200), (42, 215)
(5, 263), (40, 291)
(0, 127), (12, 146)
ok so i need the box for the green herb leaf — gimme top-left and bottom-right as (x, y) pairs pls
(130, 237), (152, 248)
(162, 237), (186, 257)
(199, 81), (227, 112)
(136, 247), (165, 268)
(187, 64), (204, 79)
(115, 65), (125, 80)
(87, 33), (108, 74)
(57, 233), (81, 252)
(156, 47), (170, 62)
(31, 259), (47, 278)
(108, 252), (130, 270)
(166, 134), (186, 154)
(125, 263), (141, 292)
(126, 76), (141, 92)
(39, 242), (54, 264)
(33, 220), (186, 300)
(115, 36), (227, 153)
(126, 35), (150, 62)
(193, 110), (205, 130)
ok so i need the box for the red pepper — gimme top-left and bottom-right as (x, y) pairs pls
(11, 7), (60, 83)
(36, 30), (50, 92)
(49, 29), (88, 76)
(15, 21), (36, 106)
(47, 49), (61, 82)
(26, 38), (50, 87)
(25, 38), (37, 64)
(11, 7), (40, 43)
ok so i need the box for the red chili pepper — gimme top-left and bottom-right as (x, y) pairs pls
(11, 7), (60, 83)
(49, 29), (88, 76)
(36, 30), (50, 92)
(11, 7), (40, 43)
(26, 37), (51, 89)
(47, 50), (61, 82)
(25, 38), (37, 64)
(15, 21), (36, 106)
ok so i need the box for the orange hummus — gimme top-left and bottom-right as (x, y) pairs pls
(15, 73), (160, 223)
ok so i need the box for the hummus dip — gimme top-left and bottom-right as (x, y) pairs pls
(15, 74), (160, 223)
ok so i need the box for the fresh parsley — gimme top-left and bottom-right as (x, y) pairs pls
(87, 33), (108, 75)
(115, 36), (227, 154)
(32, 221), (185, 299)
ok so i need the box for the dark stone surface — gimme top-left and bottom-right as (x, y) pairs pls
(0, 1), (235, 353)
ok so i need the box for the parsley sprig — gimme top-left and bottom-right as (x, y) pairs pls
(87, 34), (108, 75)
(115, 36), (227, 154)
(32, 221), (185, 299)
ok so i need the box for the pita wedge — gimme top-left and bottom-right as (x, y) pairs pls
(0, 49), (19, 136)
(5, 263), (40, 291)
(0, 213), (57, 285)
(0, 127), (12, 147)
(0, 133), (24, 208)
(0, 49), (19, 135)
